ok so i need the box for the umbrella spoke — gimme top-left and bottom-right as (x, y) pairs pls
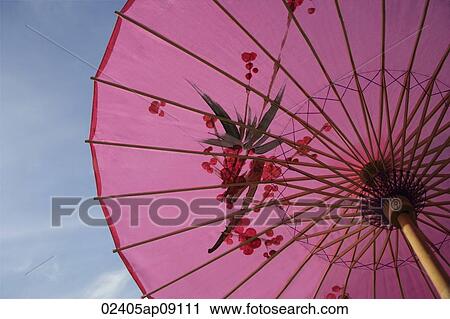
(222, 225), (320, 298)
(275, 224), (341, 298)
(222, 190), (361, 298)
(417, 217), (449, 236)
(270, 0), (374, 164)
(384, 44), (450, 158)
(330, 227), (376, 262)
(277, 209), (363, 298)
(341, 231), (362, 298)
(382, 0), (431, 165)
(95, 174), (354, 200)
(426, 184), (450, 200)
(418, 138), (450, 183)
(349, 229), (384, 268)
(375, 229), (392, 269)
(422, 211), (450, 219)
(335, 0), (385, 164)
(402, 124), (450, 170)
(312, 225), (369, 254)
(378, 0), (387, 167)
(426, 174), (450, 190)
(407, 92), (448, 173)
(402, 93), (449, 166)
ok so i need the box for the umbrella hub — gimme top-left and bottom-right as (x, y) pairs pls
(360, 168), (426, 229)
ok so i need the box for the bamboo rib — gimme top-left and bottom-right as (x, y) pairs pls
(388, 232), (405, 298)
(95, 174), (354, 200)
(384, 0), (430, 162)
(383, 45), (450, 158)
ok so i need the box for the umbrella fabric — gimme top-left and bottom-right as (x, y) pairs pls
(89, 0), (449, 298)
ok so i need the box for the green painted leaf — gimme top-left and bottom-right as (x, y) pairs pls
(202, 138), (234, 148)
(258, 86), (285, 131)
(216, 133), (242, 146)
(235, 109), (245, 137)
(254, 139), (281, 154)
(253, 132), (271, 147)
(191, 83), (241, 140)
(251, 86), (285, 144)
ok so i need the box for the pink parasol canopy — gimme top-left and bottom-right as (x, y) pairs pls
(88, 0), (449, 298)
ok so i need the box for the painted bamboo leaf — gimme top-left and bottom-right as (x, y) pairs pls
(216, 133), (243, 146)
(191, 83), (241, 140)
(251, 86), (285, 144)
(253, 139), (281, 154)
(253, 131), (271, 148)
(202, 138), (235, 148)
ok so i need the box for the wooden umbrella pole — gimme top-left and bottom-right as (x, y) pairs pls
(384, 197), (450, 298)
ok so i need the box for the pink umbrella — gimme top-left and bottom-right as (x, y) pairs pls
(88, 0), (449, 298)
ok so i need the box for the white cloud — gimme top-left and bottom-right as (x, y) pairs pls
(84, 269), (130, 298)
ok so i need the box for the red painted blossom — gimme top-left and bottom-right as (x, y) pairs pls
(234, 226), (244, 234)
(241, 52), (258, 80)
(241, 52), (252, 62)
(250, 238), (262, 249)
(202, 114), (218, 128)
(204, 146), (213, 153)
(239, 218), (251, 226)
(262, 163), (282, 180)
(322, 122), (332, 132)
(287, 0), (304, 11)
(297, 136), (312, 145)
(201, 162), (210, 170)
(225, 234), (233, 245)
(148, 101), (159, 114)
(245, 228), (257, 237)
(332, 285), (342, 293)
(148, 100), (167, 116)
(307, 7), (316, 14)
(243, 246), (254, 255)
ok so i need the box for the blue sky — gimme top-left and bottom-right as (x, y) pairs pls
(0, 0), (138, 298)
